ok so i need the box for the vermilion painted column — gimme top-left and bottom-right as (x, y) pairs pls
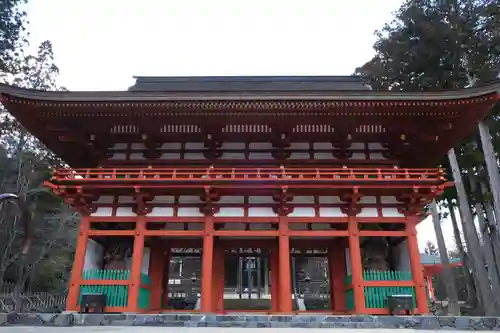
(270, 242), (280, 312)
(200, 216), (215, 312)
(278, 216), (292, 313)
(348, 216), (365, 314)
(66, 215), (90, 311)
(329, 240), (347, 312)
(213, 241), (225, 312)
(149, 240), (166, 310)
(406, 216), (429, 313)
(127, 215), (146, 312)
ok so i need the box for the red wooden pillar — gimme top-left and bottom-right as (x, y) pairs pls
(162, 247), (171, 309)
(329, 239), (347, 312)
(66, 215), (90, 311)
(149, 240), (166, 310)
(406, 216), (429, 313)
(127, 215), (146, 312)
(213, 240), (225, 312)
(278, 216), (292, 313)
(270, 241), (280, 312)
(200, 216), (215, 312)
(348, 216), (365, 314)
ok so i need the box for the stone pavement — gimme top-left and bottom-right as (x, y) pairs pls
(0, 328), (472, 333)
(2, 313), (500, 330)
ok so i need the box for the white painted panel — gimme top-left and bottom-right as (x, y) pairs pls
(178, 207), (204, 217)
(178, 195), (201, 204)
(249, 223), (273, 230)
(185, 142), (205, 149)
(288, 207), (315, 217)
(130, 153), (146, 160)
(359, 196), (377, 204)
(91, 207), (113, 216)
(131, 143), (146, 150)
(290, 152), (310, 159)
(148, 207), (174, 217)
(116, 207), (137, 217)
(350, 153), (366, 160)
(381, 196), (399, 204)
(118, 196), (135, 204)
(141, 247), (150, 275)
(96, 196), (114, 204)
(221, 152), (246, 159)
(319, 207), (347, 217)
(318, 196), (343, 204)
(161, 142), (182, 150)
(290, 142), (309, 149)
(184, 152), (205, 159)
(314, 152), (335, 159)
(358, 208), (378, 217)
(160, 153), (181, 159)
(110, 143), (128, 150)
(291, 196), (315, 204)
(219, 196), (245, 204)
(369, 153), (386, 160)
(215, 207), (245, 217)
(249, 196), (274, 204)
(151, 196), (175, 203)
(313, 142), (333, 149)
(249, 152), (273, 159)
(249, 142), (273, 150)
(84, 239), (104, 270)
(348, 142), (365, 150)
(382, 208), (405, 217)
(248, 207), (277, 217)
(109, 153), (126, 160)
(368, 142), (386, 150)
(221, 142), (245, 149)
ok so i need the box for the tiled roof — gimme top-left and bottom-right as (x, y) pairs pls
(420, 253), (461, 265)
(128, 75), (372, 92)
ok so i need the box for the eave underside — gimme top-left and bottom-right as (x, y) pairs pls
(1, 89), (499, 168)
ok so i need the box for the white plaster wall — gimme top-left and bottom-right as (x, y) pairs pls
(288, 207), (315, 217)
(248, 207), (277, 217)
(215, 207), (245, 217)
(319, 207), (346, 217)
(91, 207), (113, 216)
(83, 239), (104, 270)
(382, 208), (405, 217)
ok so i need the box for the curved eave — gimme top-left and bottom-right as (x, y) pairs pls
(0, 81), (499, 103)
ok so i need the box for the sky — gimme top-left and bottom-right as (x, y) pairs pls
(23, 0), (453, 251)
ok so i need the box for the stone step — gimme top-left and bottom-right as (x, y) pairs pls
(1, 312), (499, 330)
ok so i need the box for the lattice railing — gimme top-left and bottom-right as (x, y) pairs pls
(51, 167), (445, 184)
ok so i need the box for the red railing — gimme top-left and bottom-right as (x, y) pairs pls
(50, 167), (446, 184)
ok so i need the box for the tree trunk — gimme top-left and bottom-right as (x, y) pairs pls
(478, 121), (500, 231)
(448, 148), (496, 315)
(430, 200), (460, 315)
(447, 197), (478, 309)
(479, 179), (500, 283)
(468, 171), (500, 312)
